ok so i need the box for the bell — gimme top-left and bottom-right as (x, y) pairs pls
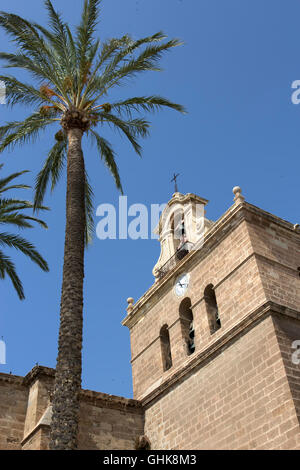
(189, 339), (195, 353)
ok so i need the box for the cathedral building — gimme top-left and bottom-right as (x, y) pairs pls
(1, 187), (300, 450)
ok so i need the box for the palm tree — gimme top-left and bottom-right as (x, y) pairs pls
(0, 0), (185, 449)
(0, 165), (48, 299)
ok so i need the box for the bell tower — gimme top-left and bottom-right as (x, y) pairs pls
(152, 192), (213, 279)
(123, 186), (300, 450)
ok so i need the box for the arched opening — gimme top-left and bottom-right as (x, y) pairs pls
(170, 213), (180, 252)
(204, 284), (221, 334)
(160, 324), (173, 371)
(179, 298), (195, 355)
(170, 210), (188, 259)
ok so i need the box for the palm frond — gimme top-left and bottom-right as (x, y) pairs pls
(34, 139), (66, 210)
(111, 95), (186, 118)
(0, 201), (48, 229)
(96, 35), (132, 70)
(0, 197), (49, 214)
(82, 33), (167, 102)
(0, 165), (49, 299)
(32, 22), (72, 81)
(0, 213), (33, 229)
(0, 113), (58, 153)
(65, 24), (79, 93)
(0, 199), (33, 213)
(79, 35), (132, 105)
(99, 112), (150, 156)
(43, 0), (74, 77)
(102, 31), (167, 80)
(0, 198), (48, 215)
(102, 37), (182, 92)
(0, 11), (55, 67)
(0, 51), (58, 85)
(0, 169), (29, 193)
(76, 0), (102, 67)
(0, 250), (24, 299)
(0, 75), (47, 107)
(44, 0), (66, 40)
(50, 139), (67, 190)
(90, 130), (123, 193)
(0, 232), (48, 271)
(0, 184), (31, 193)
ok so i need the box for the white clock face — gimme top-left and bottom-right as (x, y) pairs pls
(174, 273), (190, 297)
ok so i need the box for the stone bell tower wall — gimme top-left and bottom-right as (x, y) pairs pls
(128, 205), (269, 400)
(123, 197), (300, 449)
(245, 208), (300, 311)
(126, 201), (300, 401)
(143, 312), (300, 450)
(273, 314), (300, 429)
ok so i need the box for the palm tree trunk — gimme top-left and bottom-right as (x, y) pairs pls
(50, 127), (85, 450)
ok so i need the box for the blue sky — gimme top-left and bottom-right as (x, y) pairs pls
(0, 0), (299, 398)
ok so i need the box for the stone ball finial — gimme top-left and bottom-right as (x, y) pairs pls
(233, 186), (245, 203)
(127, 297), (134, 314)
(233, 186), (241, 196)
(294, 223), (300, 232)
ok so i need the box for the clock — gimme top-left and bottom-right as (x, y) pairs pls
(174, 273), (190, 297)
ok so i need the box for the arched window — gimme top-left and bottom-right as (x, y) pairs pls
(160, 325), (173, 371)
(179, 298), (195, 355)
(204, 284), (221, 334)
(170, 213), (180, 253)
(170, 209), (186, 255)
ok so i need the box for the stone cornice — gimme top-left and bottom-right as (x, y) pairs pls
(244, 202), (300, 234)
(0, 372), (24, 385)
(80, 389), (142, 411)
(23, 365), (55, 386)
(123, 200), (300, 330)
(168, 192), (209, 208)
(15, 365), (143, 412)
(140, 301), (300, 407)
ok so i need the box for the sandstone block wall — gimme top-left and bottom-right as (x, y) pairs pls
(125, 201), (300, 450)
(273, 314), (300, 441)
(143, 314), (300, 450)
(0, 367), (145, 450)
(130, 218), (268, 399)
(78, 393), (144, 450)
(245, 208), (300, 311)
(0, 374), (28, 450)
